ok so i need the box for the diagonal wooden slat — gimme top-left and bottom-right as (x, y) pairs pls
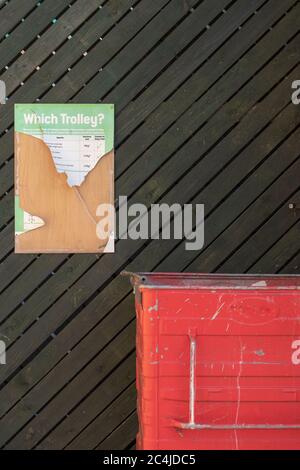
(0, 0), (38, 39)
(0, 0), (73, 71)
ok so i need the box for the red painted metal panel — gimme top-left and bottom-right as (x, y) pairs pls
(126, 273), (300, 450)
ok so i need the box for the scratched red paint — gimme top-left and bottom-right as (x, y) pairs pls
(126, 273), (300, 450)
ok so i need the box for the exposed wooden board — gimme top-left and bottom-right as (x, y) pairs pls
(4, 321), (136, 449)
(67, 384), (136, 450)
(188, 159), (300, 272)
(0, 191), (13, 228)
(39, 357), (136, 450)
(0, 253), (97, 330)
(248, 220), (300, 274)
(281, 249), (300, 274)
(0, 0), (136, 128)
(0, 0), (72, 71)
(42, 0), (171, 102)
(0, 223), (13, 260)
(218, 190), (300, 273)
(0, 0), (37, 39)
(95, 412), (138, 450)
(0, 294), (135, 442)
(116, 25), (300, 199)
(0, 252), (36, 293)
(74, 0), (228, 103)
(1, 0), (105, 95)
(0, 253), (65, 316)
(115, 0), (295, 148)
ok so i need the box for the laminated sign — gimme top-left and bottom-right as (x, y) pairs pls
(15, 104), (114, 253)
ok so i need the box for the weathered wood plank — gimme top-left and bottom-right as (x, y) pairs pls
(67, 384), (136, 450)
(0, 0), (37, 39)
(4, 321), (136, 449)
(0, 252), (36, 293)
(0, 295), (135, 444)
(95, 412), (138, 450)
(248, 220), (300, 273)
(0, 0), (135, 129)
(0, 223), (13, 260)
(40, 358), (136, 450)
(115, 0), (292, 149)
(1, 0), (106, 95)
(0, 0), (72, 71)
(41, 0), (171, 102)
(281, 248), (300, 274)
(188, 160), (300, 272)
(0, 254), (66, 316)
(218, 190), (300, 273)
(74, 0), (230, 103)
(0, 254), (97, 326)
(0, 190), (13, 228)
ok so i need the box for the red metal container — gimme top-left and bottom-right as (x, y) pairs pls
(126, 272), (300, 450)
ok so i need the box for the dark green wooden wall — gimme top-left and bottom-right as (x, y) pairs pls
(0, 0), (299, 449)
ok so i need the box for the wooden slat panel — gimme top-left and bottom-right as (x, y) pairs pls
(0, 0), (37, 39)
(0, 0), (135, 127)
(0, 295), (135, 445)
(2, 0), (106, 95)
(0, 0), (299, 450)
(248, 220), (300, 274)
(95, 413), (138, 450)
(67, 384), (137, 450)
(4, 322), (136, 449)
(0, 0), (73, 71)
(40, 359), (137, 450)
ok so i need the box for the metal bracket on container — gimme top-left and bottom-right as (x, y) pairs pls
(171, 335), (300, 430)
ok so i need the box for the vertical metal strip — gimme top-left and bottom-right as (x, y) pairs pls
(189, 335), (196, 426)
